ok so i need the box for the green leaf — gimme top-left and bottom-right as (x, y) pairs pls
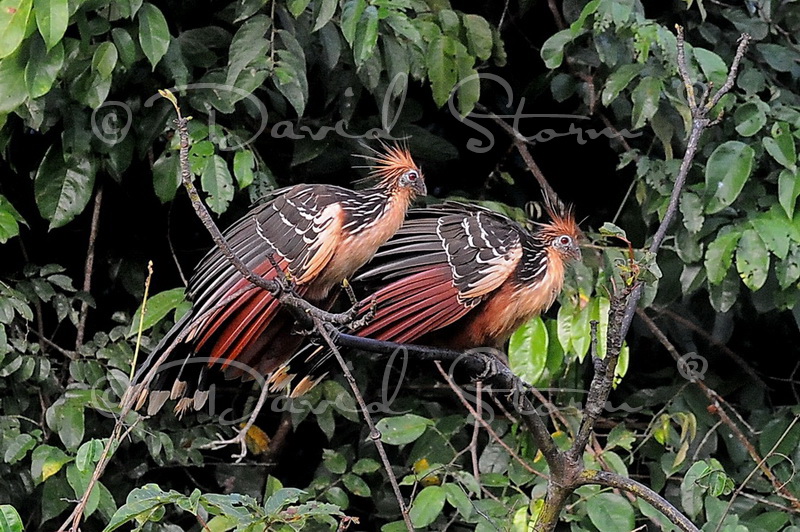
(58, 402), (84, 450)
(0, 49), (27, 113)
(462, 14), (492, 60)
(376, 414), (432, 445)
(570, 0), (600, 35)
(152, 151), (180, 203)
(508, 316), (548, 386)
(540, 29), (571, 69)
(111, 27), (136, 67)
(680, 461), (708, 519)
(137, 3), (170, 70)
(733, 101), (767, 137)
(340, 0), (366, 45)
(4, 433), (35, 464)
(41, 475), (70, 523)
(70, 67), (111, 109)
(453, 41), (478, 117)
(128, 287), (186, 336)
(263, 487), (305, 514)
(0, 0), (31, 59)
(708, 270), (739, 312)
(322, 449), (347, 474)
(201, 154), (234, 214)
(226, 14), (270, 87)
(274, 30), (307, 116)
(693, 48), (727, 86)
(570, 301), (592, 360)
(189, 139), (214, 174)
(680, 191), (704, 233)
(34, 0), (67, 51)
(757, 43), (798, 73)
(442, 483), (472, 520)
(0, 210), (19, 244)
(67, 463), (100, 517)
(92, 42), (118, 79)
(353, 5), (378, 66)
(409, 486), (446, 528)
(736, 228), (769, 290)
(30, 444), (71, 483)
(34, 145), (97, 230)
(606, 423), (636, 451)
(586, 492), (635, 532)
(631, 76), (662, 129)
(778, 169), (800, 218)
(776, 245), (800, 289)
(750, 207), (791, 259)
(352, 458), (380, 475)
(76, 439), (105, 472)
(25, 36), (63, 98)
(705, 230), (741, 285)
(233, 149), (255, 188)
(704, 140), (754, 213)
(601, 63), (642, 106)
(342, 473), (371, 497)
(427, 34), (457, 107)
(312, 0), (337, 32)
(0, 505), (23, 532)
(287, 0), (311, 17)
(384, 12), (419, 42)
(763, 122), (797, 169)
(324, 487), (349, 509)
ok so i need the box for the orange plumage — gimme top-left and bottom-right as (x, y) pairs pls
(130, 144), (425, 415)
(277, 201), (582, 395)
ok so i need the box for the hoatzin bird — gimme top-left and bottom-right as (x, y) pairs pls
(271, 199), (582, 395)
(130, 144), (426, 415)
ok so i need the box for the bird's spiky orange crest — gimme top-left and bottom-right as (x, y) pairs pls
(537, 204), (582, 247)
(354, 141), (421, 188)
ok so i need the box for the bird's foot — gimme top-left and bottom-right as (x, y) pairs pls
(347, 297), (377, 330)
(202, 430), (249, 463)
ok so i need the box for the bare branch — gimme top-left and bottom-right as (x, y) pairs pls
(577, 470), (699, 532)
(76, 184), (103, 350)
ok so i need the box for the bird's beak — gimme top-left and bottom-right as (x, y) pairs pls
(415, 176), (427, 197)
(571, 245), (582, 261)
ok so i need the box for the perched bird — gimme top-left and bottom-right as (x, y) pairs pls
(274, 199), (582, 395)
(130, 144), (426, 415)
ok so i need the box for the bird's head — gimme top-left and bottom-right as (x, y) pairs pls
(538, 208), (582, 262)
(359, 142), (427, 198)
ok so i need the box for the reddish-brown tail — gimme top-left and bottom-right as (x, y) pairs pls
(358, 266), (472, 344)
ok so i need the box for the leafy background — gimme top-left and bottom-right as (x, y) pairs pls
(0, 0), (799, 530)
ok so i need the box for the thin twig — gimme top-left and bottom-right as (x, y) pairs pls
(577, 470), (698, 532)
(316, 321), (414, 532)
(471, 381), (482, 484)
(76, 184), (103, 350)
(655, 307), (766, 389)
(434, 362), (547, 480)
(60, 419), (140, 531)
(637, 309), (800, 512)
(715, 415), (800, 530)
(336, 334), (561, 466)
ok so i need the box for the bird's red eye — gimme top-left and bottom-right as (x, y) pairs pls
(404, 170), (418, 181)
(559, 235), (572, 246)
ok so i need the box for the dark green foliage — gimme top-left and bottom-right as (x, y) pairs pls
(0, 0), (798, 530)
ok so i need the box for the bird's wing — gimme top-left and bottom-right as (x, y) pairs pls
(186, 184), (345, 367)
(353, 207), (522, 344)
(269, 207), (523, 397)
